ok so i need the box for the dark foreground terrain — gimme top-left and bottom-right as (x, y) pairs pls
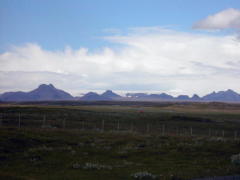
(0, 101), (240, 179)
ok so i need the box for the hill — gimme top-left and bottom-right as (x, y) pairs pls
(0, 84), (74, 101)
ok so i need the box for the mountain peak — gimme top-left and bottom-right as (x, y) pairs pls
(30, 83), (73, 100)
(38, 84), (55, 89)
(191, 94), (201, 100)
(203, 89), (240, 102)
(80, 92), (101, 101)
(101, 90), (121, 99)
(80, 90), (122, 101)
(0, 84), (73, 101)
(86, 92), (99, 95)
(104, 90), (113, 93)
(176, 95), (190, 100)
(226, 89), (235, 93)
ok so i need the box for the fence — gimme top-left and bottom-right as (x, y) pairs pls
(0, 112), (239, 139)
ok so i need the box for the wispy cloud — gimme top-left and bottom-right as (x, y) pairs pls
(1, 27), (240, 96)
(193, 8), (240, 30)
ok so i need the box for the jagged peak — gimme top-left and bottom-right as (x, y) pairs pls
(102, 90), (117, 94)
(101, 90), (121, 98)
(103, 90), (114, 94)
(38, 84), (55, 89)
(191, 94), (201, 99)
(85, 92), (99, 96)
(226, 89), (235, 93)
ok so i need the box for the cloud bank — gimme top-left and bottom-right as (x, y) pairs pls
(193, 8), (240, 30)
(1, 27), (240, 96)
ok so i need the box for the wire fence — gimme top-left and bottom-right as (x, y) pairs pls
(0, 112), (239, 140)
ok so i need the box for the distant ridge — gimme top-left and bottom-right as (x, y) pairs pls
(202, 89), (240, 102)
(80, 92), (103, 101)
(1, 84), (240, 102)
(124, 90), (240, 102)
(0, 84), (74, 101)
(80, 90), (122, 101)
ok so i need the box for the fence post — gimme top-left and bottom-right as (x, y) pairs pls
(190, 127), (193, 136)
(162, 124), (165, 136)
(63, 118), (66, 129)
(82, 120), (84, 130)
(18, 113), (21, 128)
(102, 119), (105, 132)
(42, 114), (46, 128)
(117, 120), (120, 131)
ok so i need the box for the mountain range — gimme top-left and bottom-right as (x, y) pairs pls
(79, 90), (121, 101)
(1, 84), (240, 102)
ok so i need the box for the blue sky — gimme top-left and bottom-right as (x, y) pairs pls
(1, 0), (240, 96)
(1, 0), (239, 51)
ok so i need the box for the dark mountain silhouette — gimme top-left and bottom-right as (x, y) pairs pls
(80, 90), (122, 101)
(124, 89), (240, 102)
(202, 89), (240, 102)
(80, 92), (103, 101)
(101, 90), (121, 99)
(149, 93), (174, 100)
(0, 84), (74, 101)
(176, 95), (190, 100)
(191, 94), (201, 101)
(158, 93), (174, 99)
(1, 84), (240, 102)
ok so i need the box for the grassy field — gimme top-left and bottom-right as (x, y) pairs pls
(0, 102), (240, 179)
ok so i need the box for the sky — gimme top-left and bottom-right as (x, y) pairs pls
(0, 0), (240, 96)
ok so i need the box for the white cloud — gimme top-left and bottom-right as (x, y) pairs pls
(193, 8), (240, 30)
(1, 27), (240, 96)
